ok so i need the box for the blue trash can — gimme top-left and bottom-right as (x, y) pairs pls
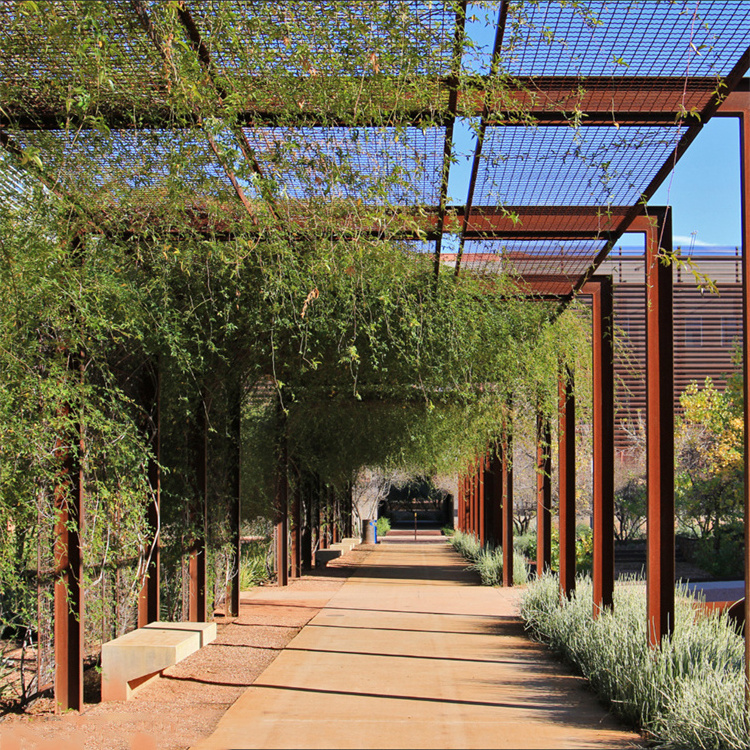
(370, 520), (378, 544)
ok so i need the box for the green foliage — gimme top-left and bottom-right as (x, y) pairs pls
(614, 477), (647, 541)
(450, 530), (529, 586)
(693, 521), (745, 580)
(375, 516), (391, 538)
(676, 378), (743, 536)
(521, 575), (747, 747)
(239, 540), (274, 590)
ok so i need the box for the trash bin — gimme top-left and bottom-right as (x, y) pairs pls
(362, 518), (376, 544)
(371, 520), (378, 544)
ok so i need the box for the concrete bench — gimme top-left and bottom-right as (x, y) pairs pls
(101, 621), (217, 701)
(315, 548), (342, 567)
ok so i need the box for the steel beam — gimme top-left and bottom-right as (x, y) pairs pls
(138, 360), (161, 626)
(8, 74), (745, 131)
(587, 276), (615, 615)
(642, 208), (675, 647)
(536, 413), (552, 576)
(558, 367), (576, 599)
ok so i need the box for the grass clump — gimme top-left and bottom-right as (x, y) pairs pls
(520, 574), (747, 747)
(449, 530), (529, 586)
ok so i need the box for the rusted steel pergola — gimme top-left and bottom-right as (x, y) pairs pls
(1, 0), (750, 712)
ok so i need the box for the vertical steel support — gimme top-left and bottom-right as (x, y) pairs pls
(536, 413), (552, 576)
(558, 368), (576, 599)
(312, 476), (321, 554)
(477, 456), (487, 547)
(502, 432), (514, 587)
(53, 409), (83, 712)
(275, 441), (289, 586)
(228, 379), (241, 617)
(490, 451), (503, 546)
(188, 400), (208, 622)
(301, 473), (313, 570)
(738, 108), (750, 692)
(482, 454), (495, 546)
(138, 360), (161, 626)
(645, 208), (675, 647)
(591, 277), (615, 615)
(290, 470), (301, 579)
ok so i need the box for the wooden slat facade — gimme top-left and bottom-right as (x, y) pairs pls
(605, 255), (742, 457)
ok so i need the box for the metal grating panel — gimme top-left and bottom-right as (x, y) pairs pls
(15, 129), (235, 203)
(503, 1), (750, 78)
(474, 125), (680, 207)
(242, 126), (445, 206)
(189, 1), (457, 77)
(458, 238), (608, 281)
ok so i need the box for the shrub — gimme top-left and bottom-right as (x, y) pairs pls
(520, 574), (746, 747)
(450, 531), (530, 586)
(376, 516), (392, 538)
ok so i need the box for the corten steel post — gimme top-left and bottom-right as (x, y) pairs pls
(188, 400), (208, 622)
(501, 432), (514, 586)
(227, 379), (241, 617)
(589, 277), (615, 615)
(482, 453), (495, 546)
(274, 440), (289, 587)
(312, 476), (321, 555)
(644, 208), (675, 647)
(558, 367), (576, 599)
(138, 360), (161, 626)
(536, 413), (552, 576)
(301, 474), (312, 570)
(477, 456), (487, 547)
(738, 106), (750, 694)
(489, 451), (503, 545)
(54, 406), (84, 712)
(332, 489), (341, 544)
(290, 470), (301, 579)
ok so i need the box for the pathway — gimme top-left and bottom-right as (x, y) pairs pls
(194, 536), (642, 749)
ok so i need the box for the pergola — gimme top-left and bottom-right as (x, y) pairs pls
(2, 0), (750, 713)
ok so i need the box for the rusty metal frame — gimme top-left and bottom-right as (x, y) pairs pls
(188, 399), (208, 622)
(501, 428), (514, 587)
(628, 209), (675, 646)
(558, 366), (576, 599)
(582, 276), (615, 615)
(275, 440), (289, 587)
(535, 413), (552, 576)
(137, 360), (161, 626)
(53, 404), (84, 712)
(476, 455), (487, 547)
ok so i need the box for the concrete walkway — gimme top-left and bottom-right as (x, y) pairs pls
(194, 541), (642, 749)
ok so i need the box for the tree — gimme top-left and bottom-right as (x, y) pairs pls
(675, 377), (743, 536)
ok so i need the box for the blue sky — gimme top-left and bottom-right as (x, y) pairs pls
(649, 117), (741, 250)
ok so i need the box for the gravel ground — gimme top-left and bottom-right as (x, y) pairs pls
(0, 547), (372, 750)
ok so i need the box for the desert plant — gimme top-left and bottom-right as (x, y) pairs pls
(520, 574), (747, 747)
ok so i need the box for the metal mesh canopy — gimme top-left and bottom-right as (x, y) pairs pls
(0, 0), (748, 294)
(242, 126), (445, 205)
(475, 125), (680, 206)
(189, 1), (457, 77)
(503, 1), (750, 77)
(455, 238), (608, 282)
